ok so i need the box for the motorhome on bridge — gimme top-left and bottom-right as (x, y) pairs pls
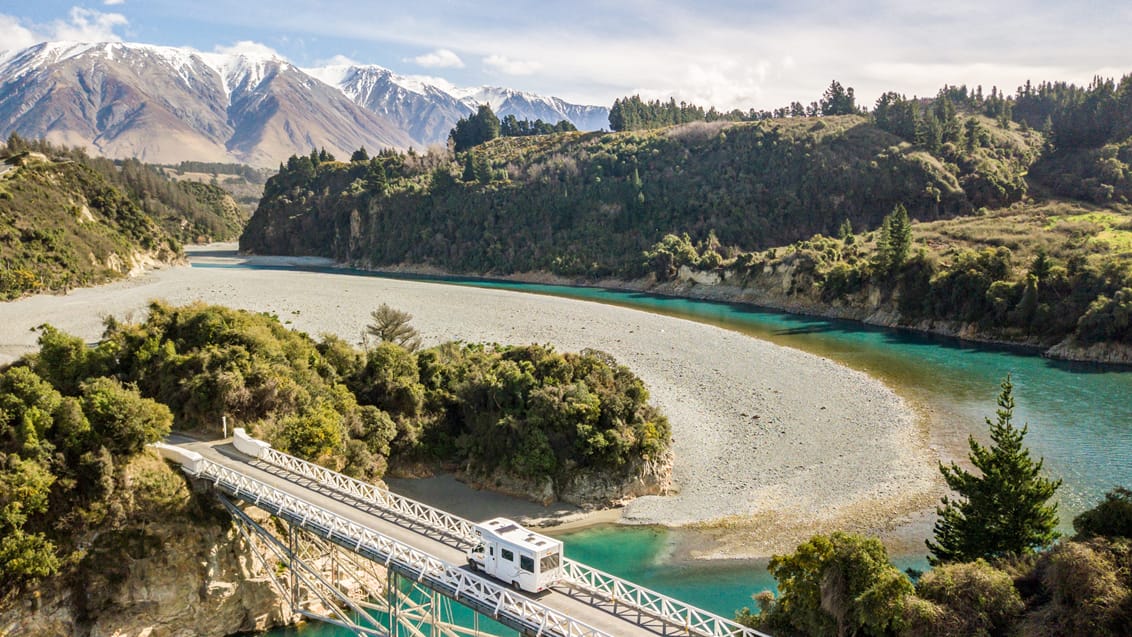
(466, 518), (563, 592)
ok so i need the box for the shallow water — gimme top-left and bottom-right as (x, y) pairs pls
(225, 264), (1130, 634)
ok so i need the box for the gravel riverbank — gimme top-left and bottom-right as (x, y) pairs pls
(0, 244), (941, 558)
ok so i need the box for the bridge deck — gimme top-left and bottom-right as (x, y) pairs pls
(178, 438), (711, 637)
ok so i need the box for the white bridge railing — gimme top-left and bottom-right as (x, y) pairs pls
(230, 430), (770, 637)
(260, 444), (479, 546)
(185, 457), (612, 637)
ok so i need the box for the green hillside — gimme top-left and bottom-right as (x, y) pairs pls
(240, 76), (1132, 355)
(241, 113), (1039, 276)
(0, 137), (249, 300)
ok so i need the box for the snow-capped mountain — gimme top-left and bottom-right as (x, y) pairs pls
(305, 64), (611, 146)
(0, 40), (609, 165)
(0, 41), (412, 166)
(449, 86), (610, 133)
(305, 63), (471, 148)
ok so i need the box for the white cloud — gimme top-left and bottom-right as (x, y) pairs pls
(0, 15), (40, 53)
(408, 48), (463, 69)
(213, 40), (284, 60)
(405, 73), (457, 93)
(318, 54), (361, 68)
(483, 54), (541, 76)
(0, 8), (129, 54)
(104, 0), (126, 5)
(52, 7), (128, 42)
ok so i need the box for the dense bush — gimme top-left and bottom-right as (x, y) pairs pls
(905, 560), (1023, 636)
(1074, 487), (1132, 540)
(739, 532), (913, 636)
(241, 112), (1036, 278)
(0, 360), (170, 589)
(0, 302), (671, 590)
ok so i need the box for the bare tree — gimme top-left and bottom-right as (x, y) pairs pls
(366, 304), (421, 351)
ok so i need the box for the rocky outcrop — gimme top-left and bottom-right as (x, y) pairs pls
(104, 247), (186, 277)
(1045, 339), (1132, 365)
(0, 456), (293, 637)
(558, 451), (674, 510)
(460, 450), (674, 511)
(1, 522), (289, 637)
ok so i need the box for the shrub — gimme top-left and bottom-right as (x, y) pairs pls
(1074, 487), (1132, 539)
(908, 559), (1023, 636)
(752, 532), (913, 636)
(80, 377), (173, 456)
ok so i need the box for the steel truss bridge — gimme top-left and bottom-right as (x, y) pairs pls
(155, 430), (770, 637)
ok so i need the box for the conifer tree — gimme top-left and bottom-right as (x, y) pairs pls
(927, 375), (1061, 565)
(872, 203), (911, 275)
(462, 152), (476, 182)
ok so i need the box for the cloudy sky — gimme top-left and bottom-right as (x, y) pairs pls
(2, 1), (1131, 110)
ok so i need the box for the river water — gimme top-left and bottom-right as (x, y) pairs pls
(255, 269), (1132, 635)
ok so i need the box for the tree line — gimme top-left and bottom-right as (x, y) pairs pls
(608, 81), (860, 131)
(448, 104), (578, 152)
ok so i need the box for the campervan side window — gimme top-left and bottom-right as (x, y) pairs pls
(540, 553), (560, 572)
(520, 555), (534, 572)
(501, 548), (514, 562)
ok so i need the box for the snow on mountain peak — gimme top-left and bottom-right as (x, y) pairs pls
(198, 41), (291, 98)
(0, 40), (292, 99)
(303, 62), (456, 100)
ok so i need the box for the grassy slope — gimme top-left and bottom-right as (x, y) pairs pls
(0, 150), (252, 299)
(0, 157), (178, 298)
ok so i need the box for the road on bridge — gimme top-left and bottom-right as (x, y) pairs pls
(175, 437), (720, 637)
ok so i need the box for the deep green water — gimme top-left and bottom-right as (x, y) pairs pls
(217, 264), (1131, 634)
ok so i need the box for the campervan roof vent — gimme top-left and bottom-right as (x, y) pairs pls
(497, 524), (519, 534)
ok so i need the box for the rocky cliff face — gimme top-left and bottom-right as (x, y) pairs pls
(618, 262), (1132, 365)
(459, 450), (674, 511)
(0, 455), (292, 637)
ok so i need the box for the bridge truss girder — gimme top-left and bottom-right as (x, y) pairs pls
(221, 496), (492, 637)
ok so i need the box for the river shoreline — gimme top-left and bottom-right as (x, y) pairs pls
(0, 243), (943, 560)
(355, 261), (1132, 367)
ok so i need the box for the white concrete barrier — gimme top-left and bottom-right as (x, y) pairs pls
(233, 427), (271, 459)
(150, 442), (203, 474)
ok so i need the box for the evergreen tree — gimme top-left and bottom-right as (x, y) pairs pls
(887, 203), (912, 269)
(350, 146), (369, 162)
(820, 80), (858, 116)
(462, 152), (476, 182)
(927, 375), (1062, 565)
(366, 159), (388, 193)
(872, 203), (911, 275)
(473, 152), (492, 184)
(449, 104), (501, 152)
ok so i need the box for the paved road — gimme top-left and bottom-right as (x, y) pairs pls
(178, 438), (683, 637)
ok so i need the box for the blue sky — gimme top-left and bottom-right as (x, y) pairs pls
(2, 1), (1131, 110)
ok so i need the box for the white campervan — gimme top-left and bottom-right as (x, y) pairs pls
(466, 517), (563, 593)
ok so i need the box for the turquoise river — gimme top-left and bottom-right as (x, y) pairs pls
(244, 267), (1132, 636)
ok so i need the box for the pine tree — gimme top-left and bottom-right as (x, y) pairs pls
(887, 203), (911, 269)
(462, 152), (476, 182)
(872, 204), (911, 275)
(927, 375), (1061, 565)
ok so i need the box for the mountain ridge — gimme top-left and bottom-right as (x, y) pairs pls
(0, 40), (610, 164)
